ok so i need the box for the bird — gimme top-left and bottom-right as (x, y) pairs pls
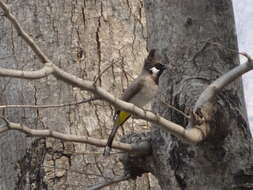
(103, 49), (166, 156)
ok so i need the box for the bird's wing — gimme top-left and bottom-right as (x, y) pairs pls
(112, 77), (144, 127)
(120, 77), (144, 102)
(103, 77), (145, 156)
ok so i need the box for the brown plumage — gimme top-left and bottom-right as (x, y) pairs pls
(103, 49), (166, 156)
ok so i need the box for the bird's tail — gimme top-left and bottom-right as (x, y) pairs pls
(103, 111), (131, 156)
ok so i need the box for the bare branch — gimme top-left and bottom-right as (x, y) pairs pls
(87, 174), (131, 190)
(93, 61), (115, 84)
(0, 1), (50, 63)
(195, 53), (253, 109)
(0, 63), (54, 79)
(0, 117), (151, 154)
(159, 97), (190, 119)
(188, 52), (253, 143)
(0, 97), (99, 109)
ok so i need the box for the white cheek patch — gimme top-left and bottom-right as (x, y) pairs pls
(150, 67), (160, 76)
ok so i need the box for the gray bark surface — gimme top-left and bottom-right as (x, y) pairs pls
(142, 0), (253, 189)
(0, 0), (159, 189)
(1, 0), (253, 190)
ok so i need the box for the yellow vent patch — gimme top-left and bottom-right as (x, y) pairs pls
(114, 111), (131, 126)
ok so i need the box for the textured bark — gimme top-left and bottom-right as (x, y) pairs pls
(142, 0), (253, 189)
(0, 0), (159, 189)
(1, 0), (253, 190)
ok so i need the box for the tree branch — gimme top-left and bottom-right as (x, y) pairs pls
(0, 63), (54, 79)
(0, 117), (151, 154)
(195, 53), (253, 109)
(0, 1), (50, 63)
(0, 97), (99, 109)
(87, 174), (131, 190)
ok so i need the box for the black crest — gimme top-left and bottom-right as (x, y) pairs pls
(144, 49), (159, 70)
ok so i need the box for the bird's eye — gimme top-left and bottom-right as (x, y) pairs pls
(155, 63), (165, 70)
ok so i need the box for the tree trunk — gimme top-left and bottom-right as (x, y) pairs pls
(143, 0), (253, 189)
(0, 0), (159, 189)
(1, 0), (253, 189)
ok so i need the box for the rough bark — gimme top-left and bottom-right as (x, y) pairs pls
(142, 0), (253, 189)
(1, 0), (253, 190)
(0, 0), (159, 189)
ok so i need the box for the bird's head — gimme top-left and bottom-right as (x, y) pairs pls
(149, 63), (166, 77)
(143, 49), (167, 82)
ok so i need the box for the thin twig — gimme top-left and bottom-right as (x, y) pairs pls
(0, 97), (99, 109)
(0, 118), (151, 154)
(208, 41), (253, 61)
(159, 98), (190, 119)
(93, 61), (115, 85)
(87, 174), (131, 190)
(188, 39), (212, 63)
(67, 150), (122, 155)
(0, 1), (50, 63)
(42, 165), (104, 177)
